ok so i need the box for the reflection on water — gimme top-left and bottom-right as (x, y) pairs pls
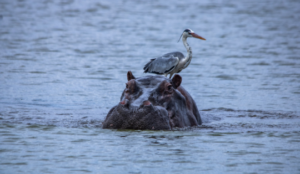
(1, 124), (300, 173)
(0, 0), (300, 173)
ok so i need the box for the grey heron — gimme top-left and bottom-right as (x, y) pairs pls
(143, 28), (206, 78)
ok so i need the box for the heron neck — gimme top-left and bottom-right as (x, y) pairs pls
(182, 36), (192, 68)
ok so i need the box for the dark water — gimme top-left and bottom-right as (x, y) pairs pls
(1, 0), (300, 173)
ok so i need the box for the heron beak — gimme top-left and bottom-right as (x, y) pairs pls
(191, 33), (206, 40)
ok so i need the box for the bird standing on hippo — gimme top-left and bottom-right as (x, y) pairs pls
(143, 28), (206, 78)
(102, 71), (202, 130)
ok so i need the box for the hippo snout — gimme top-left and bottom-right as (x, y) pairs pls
(117, 99), (154, 113)
(120, 99), (152, 109)
(103, 103), (171, 130)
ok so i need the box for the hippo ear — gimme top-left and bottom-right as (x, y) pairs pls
(172, 74), (182, 89)
(127, 71), (136, 81)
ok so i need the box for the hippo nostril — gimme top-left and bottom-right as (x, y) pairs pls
(120, 99), (129, 107)
(143, 100), (151, 106)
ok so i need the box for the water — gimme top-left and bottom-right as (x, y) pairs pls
(0, 0), (300, 173)
(1, 124), (299, 174)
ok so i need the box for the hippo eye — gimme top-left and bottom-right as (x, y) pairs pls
(167, 85), (172, 91)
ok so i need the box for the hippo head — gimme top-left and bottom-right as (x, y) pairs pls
(102, 71), (201, 130)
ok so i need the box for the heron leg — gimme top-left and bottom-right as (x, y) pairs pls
(164, 74), (168, 77)
(169, 73), (174, 79)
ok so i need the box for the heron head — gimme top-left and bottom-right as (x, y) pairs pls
(178, 28), (206, 42)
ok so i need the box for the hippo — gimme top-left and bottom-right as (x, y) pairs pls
(102, 71), (202, 130)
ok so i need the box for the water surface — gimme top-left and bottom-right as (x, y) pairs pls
(0, 0), (300, 173)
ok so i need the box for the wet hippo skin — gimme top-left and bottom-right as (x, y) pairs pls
(103, 71), (202, 130)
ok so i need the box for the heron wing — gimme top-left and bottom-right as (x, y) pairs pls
(143, 52), (183, 74)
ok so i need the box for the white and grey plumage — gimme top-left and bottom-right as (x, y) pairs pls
(143, 29), (205, 78)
